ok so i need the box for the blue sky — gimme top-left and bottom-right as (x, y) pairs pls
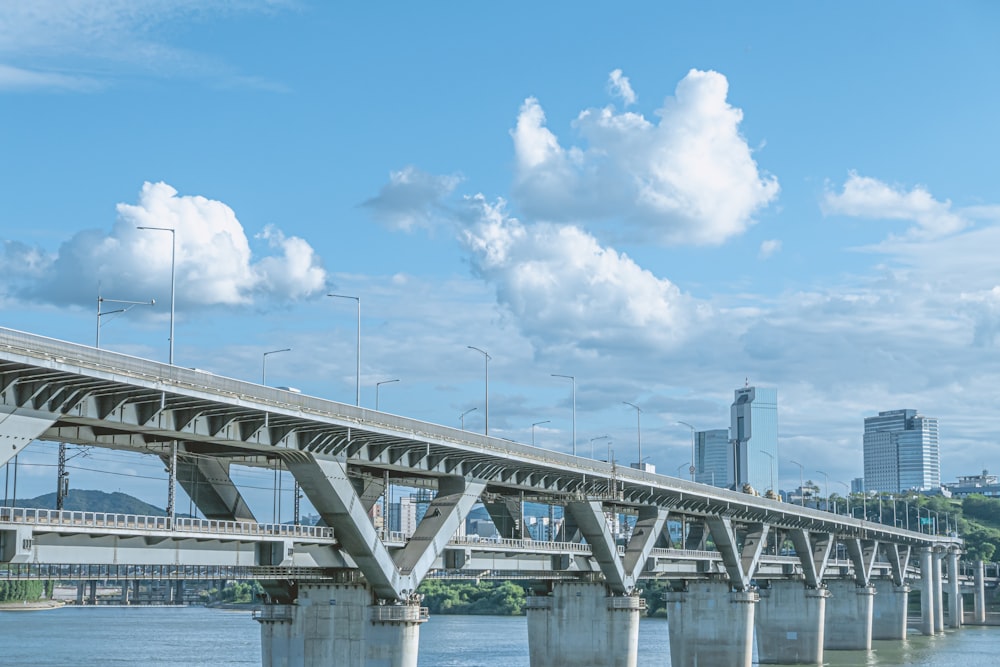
(2, 1), (1000, 515)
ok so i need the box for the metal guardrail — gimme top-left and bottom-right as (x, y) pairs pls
(0, 506), (335, 540)
(253, 605), (294, 622)
(370, 605), (429, 623)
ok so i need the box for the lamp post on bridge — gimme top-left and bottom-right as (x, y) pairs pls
(467, 346), (490, 435)
(789, 459), (805, 506)
(836, 481), (851, 516)
(328, 294), (361, 406)
(590, 435), (610, 459)
(531, 420), (550, 446)
(136, 225), (176, 365)
(816, 470), (830, 512)
(376, 378), (399, 411)
(761, 450), (775, 495)
(623, 402), (642, 467)
(460, 407), (477, 430)
(677, 421), (696, 482)
(262, 348), (292, 385)
(551, 374), (576, 456)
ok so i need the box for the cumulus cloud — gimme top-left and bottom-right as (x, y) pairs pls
(758, 239), (781, 259)
(362, 166), (463, 232)
(3, 181), (327, 307)
(511, 68), (779, 245)
(459, 195), (708, 352)
(608, 69), (636, 106)
(823, 171), (968, 239)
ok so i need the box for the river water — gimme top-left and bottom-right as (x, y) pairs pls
(0, 606), (995, 666)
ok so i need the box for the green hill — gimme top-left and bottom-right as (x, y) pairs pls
(13, 490), (167, 516)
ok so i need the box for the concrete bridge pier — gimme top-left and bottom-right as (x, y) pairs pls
(920, 547), (938, 635)
(665, 581), (757, 667)
(973, 560), (987, 624)
(258, 583), (424, 667)
(755, 581), (828, 664)
(823, 580), (874, 650)
(871, 580), (909, 640)
(946, 548), (963, 628)
(932, 548), (946, 632)
(526, 581), (641, 667)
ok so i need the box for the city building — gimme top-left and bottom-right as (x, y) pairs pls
(863, 409), (940, 493)
(945, 470), (1000, 498)
(851, 477), (866, 494)
(694, 428), (733, 488)
(731, 385), (778, 493)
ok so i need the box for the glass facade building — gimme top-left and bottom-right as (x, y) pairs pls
(730, 386), (778, 493)
(694, 428), (733, 488)
(863, 409), (940, 493)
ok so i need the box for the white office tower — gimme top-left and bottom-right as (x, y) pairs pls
(863, 409), (940, 493)
(694, 429), (733, 487)
(730, 386), (778, 493)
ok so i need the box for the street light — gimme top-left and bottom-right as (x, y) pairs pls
(836, 481), (851, 517)
(136, 226), (176, 364)
(328, 294), (361, 406)
(623, 402), (642, 466)
(677, 421), (696, 482)
(96, 295), (155, 348)
(761, 450), (775, 494)
(789, 459), (805, 506)
(589, 435), (610, 459)
(531, 420), (550, 446)
(262, 348), (292, 385)
(376, 378), (399, 411)
(460, 407), (477, 430)
(816, 470), (830, 512)
(467, 346), (490, 435)
(551, 374), (576, 456)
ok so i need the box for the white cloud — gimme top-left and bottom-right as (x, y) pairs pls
(459, 195), (708, 353)
(362, 166), (463, 232)
(608, 69), (636, 106)
(823, 171), (967, 239)
(511, 68), (779, 246)
(758, 239), (781, 259)
(0, 64), (100, 92)
(4, 181), (327, 307)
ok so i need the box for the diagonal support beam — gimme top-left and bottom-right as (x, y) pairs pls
(622, 506), (669, 587)
(0, 407), (56, 466)
(705, 517), (769, 591)
(284, 453), (405, 599)
(881, 542), (910, 587)
(845, 538), (879, 586)
(789, 529), (833, 588)
(483, 497), (525, 539)
(350, 475), (387, 513)
(393, 476), (485, 585)
(566, 500), (628, 593)
(169, 452), (256, 522)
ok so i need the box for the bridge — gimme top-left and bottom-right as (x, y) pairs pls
(0, 326), (980, 667)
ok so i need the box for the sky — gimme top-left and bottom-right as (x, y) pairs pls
(2, 1), (1000, 517)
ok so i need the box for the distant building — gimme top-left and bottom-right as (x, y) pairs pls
(694, 429), (733, 488)
(863, 409), (940, 493)
(731, 386), (778, 492)
(945, 470), (1000, 498)
(388, 497), (417, 535)
(851, 477), (866, 494)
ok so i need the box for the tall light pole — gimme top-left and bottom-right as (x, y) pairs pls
(328, 294), (361, 406)
(96, 296), (155, 348)
(761, 450), (775, 493)
(376, 379), (399, 411)
(836, 481), (851, 516)
(262, 348), (292, 385)
(467, 346), (490, 435)
(460, 407), (477, 430)
(589, 435), (610, 459)
(623, 402), (642, 467)
(677, 421), (696, 482)
(789, 459), (805, 506)
(551, 374), (576, 456)
(531, 420), (550, 446)
(137, 226), (176, 364)
(816, 470), (830, 512)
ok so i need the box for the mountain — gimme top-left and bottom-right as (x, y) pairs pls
(12, 490), (167, 516)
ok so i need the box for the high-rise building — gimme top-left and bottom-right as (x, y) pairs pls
(694, 428), (733, 488)
(731, 386), (778, 493)
(863, 409), (940, 493)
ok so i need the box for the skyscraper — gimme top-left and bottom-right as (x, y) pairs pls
(863, 409), (940, 493)
(694, 428), (733, 487)
(731, 386), (778, 493)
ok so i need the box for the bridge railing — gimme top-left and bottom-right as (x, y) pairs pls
(0, 506), (335, 540)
